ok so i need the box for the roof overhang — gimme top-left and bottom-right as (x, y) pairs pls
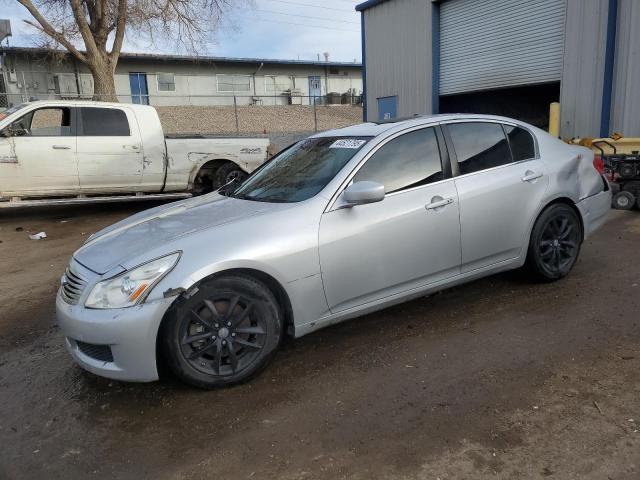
(355, 0), (391, 12)
(0, 46), (362, 69)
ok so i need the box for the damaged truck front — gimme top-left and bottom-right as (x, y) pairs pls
(0, 100), (271, 207)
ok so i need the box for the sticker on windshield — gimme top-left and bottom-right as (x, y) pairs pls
(329, 139), (366, 149)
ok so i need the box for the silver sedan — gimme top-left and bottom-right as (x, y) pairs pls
(56, 114), (611, 388)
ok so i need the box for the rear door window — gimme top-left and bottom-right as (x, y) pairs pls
(504, 125), (536, 161)
(79, 107), (130, 136)
(447, 122), (512, 175)
(353, 127), (444, 193)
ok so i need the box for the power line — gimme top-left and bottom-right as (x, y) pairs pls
(262, 0), (355, 13)
(254, 9), (359, 24)
(253, 18), (360, 32)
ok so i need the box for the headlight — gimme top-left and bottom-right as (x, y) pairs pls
(85, 253), (180, 309)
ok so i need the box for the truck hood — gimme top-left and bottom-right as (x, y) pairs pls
(74, 193), (290, 274)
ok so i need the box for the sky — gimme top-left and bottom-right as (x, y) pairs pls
(0, 0), (363, 63)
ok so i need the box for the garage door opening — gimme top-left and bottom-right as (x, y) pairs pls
(439, 82), (560, 130)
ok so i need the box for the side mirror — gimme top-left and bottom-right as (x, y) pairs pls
(341, 181), (385, 208)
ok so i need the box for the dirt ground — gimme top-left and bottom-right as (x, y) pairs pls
(0, 204), (639, 480)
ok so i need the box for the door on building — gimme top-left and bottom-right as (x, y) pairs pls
(0, 105), (79, 195)
(308, 76), (322, 105)
(76, 106), (144, 191)
(319, 126), (461, 313)
(129, 73), (149, 105)
(0, 74), (7, 108)
(377, 96), (398, 121)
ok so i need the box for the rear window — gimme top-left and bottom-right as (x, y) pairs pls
(504, 125), (536, 161)
(80, 107), (130, 136)
(447, 122), (511, 175)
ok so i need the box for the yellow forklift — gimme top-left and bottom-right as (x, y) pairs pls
(548, 103), (640, 210)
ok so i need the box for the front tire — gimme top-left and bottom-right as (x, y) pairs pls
(214, 163), (248, 189)
(525, 204), (582, 282)
(162, 275), (283, 389)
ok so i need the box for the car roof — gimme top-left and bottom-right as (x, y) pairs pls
(313, 113), (532, 138)
(13, 99), (153, 111)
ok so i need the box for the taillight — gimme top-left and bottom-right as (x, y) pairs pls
(593, 155), (605, 174)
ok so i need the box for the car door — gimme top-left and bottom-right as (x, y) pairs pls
(0, 105), (79, 196)
(443, 121), (549, 273)
(319, 126), (462, 313)
(76, 106), (144, 191)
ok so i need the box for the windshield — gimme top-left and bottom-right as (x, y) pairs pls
(0, 103), (29, 121)
(228, 136), (372, 203)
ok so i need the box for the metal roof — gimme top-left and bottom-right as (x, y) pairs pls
(0, 46), (362, 68)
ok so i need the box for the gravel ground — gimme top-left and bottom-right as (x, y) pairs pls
(0, 206), (638, 479)
(157, 105), (364, 135)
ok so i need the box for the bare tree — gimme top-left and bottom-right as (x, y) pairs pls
(15, 0), (234, 101)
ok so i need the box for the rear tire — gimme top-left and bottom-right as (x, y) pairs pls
(525, 204), (582, 282)
(214, 163), (248, 189)
(161, 274), (282, 389)
(612, 191), (635, 210)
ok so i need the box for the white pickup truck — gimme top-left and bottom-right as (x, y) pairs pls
(0, 100), (271, 207)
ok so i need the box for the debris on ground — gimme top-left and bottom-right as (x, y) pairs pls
(28, 232), (47, 240)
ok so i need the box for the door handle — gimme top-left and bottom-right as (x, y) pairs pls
(426, 197), (454, 210)
(123, 145), (140, 151)
(521, 171), (543, 182)
(52, 145), (71, 150)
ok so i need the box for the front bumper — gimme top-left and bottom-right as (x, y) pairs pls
(56, 290), (175, 382)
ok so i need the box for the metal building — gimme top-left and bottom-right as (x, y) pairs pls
(357, 0), (640, 138)
(0, 47), (362, 108)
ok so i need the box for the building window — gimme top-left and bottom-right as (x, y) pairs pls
(157, 73), (175, 92)
(264, 75), (291, 93)
(217, 74), (251, 93)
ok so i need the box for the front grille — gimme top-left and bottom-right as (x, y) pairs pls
(76, 340), (114, 362)
(61, 263), (88, 305)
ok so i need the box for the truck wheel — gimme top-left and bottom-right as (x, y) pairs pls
(214, 163), (248, 189)
(612, 191), (635, 210)
(161, 274), (283, 389)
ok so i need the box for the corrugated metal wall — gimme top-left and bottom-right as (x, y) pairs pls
(611, 0), (640, 136)
(363, 0), (433, 122)
(559, 0), (609, 138)
(440, 0), (566, 96)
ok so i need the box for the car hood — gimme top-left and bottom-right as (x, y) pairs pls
(74, 194), (290, 274)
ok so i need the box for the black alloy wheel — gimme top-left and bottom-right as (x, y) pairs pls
(526, 204), (582, 281)
(162, 275), (282, 388)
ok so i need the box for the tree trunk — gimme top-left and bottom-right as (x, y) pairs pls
(89, 57), (118, 102)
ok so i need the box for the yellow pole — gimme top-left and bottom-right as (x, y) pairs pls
(549, 102), (560, 138)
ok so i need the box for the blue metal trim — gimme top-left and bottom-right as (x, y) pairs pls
(356, 0), (390, 12)
(431, 2), (440, 114)
(361, 13), (368, 121)
(600, 0), (618, 137)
